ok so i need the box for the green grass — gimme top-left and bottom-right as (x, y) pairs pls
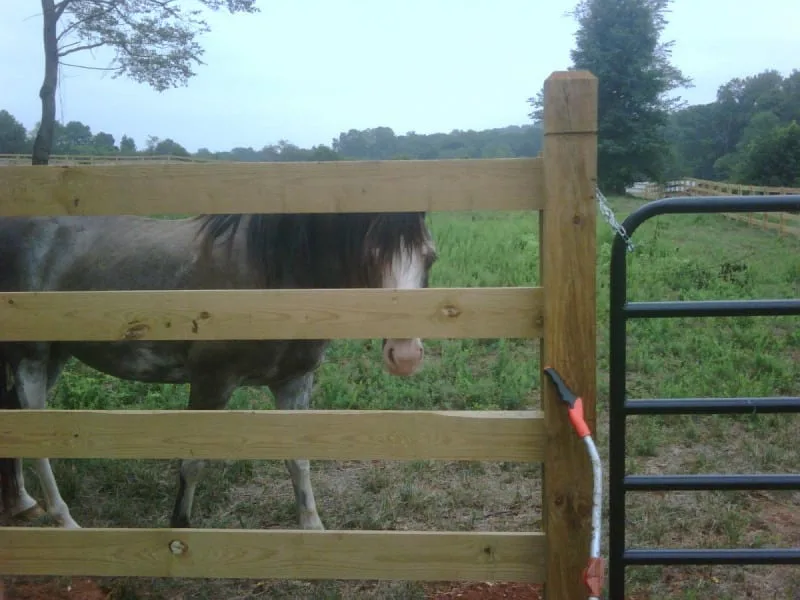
(12, 196), (800, 599)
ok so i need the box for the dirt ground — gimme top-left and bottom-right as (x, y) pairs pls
(2, 579), (545, 600)
(1, 578), (109, 600)
(425, 582), (543, 599)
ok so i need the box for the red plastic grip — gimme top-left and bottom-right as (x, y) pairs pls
(568, 397), (592, 438)
(583, 556), (605, 597)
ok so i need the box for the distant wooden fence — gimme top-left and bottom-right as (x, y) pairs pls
(0, 153), (211, 167)
(0, 72), (598, 600)
(627, 178), (800, 238)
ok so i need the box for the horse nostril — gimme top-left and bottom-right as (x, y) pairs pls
(388, 347), (395, 364)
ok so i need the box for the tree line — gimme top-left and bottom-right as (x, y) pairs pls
(665, 69), (800, 187)
(0, 113), (544, 163)
(4, 62), (799, 189)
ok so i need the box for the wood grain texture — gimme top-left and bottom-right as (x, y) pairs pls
(0, 287), (544, 341)
(0, 158), (544, 216)
(0, 528), (546, 582)
(540, 71), (598, 600)
(0, 409), (545, 462)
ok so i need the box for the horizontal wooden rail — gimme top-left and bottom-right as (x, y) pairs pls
(723, 212), (800, 237)
(0, 409), (545, 462)
(0, 287), (543, 341)
(0, 158), (544, 216)
(0, 153), (212, 164)
(0, 528), (545, 582)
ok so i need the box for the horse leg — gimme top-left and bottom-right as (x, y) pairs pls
(13, 357), (79, 528)
(271, 373), (324, 531)
(10, 459), (42, 520)
(170, 374), (235, 528)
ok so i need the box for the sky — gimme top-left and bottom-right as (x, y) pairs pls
(1, 0), (799, 153)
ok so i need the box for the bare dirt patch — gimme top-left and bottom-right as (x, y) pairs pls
(2, 578), (109, 600)
(425, 582), (543, 599)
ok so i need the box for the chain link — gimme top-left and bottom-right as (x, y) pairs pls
(595, 186), (635, 252)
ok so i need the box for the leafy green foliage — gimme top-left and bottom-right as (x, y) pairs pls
(119, 134), (137, 154)
(736, 120), (800, 186)
(531, 0), (690, 193)
(145, 136), (191, 157)
(0, 110), (29, 154)
(30, 0), (260, 165)
(571, 0), (690, 192)
(666, 69), (800, 185)
(0, 108), (543, 163)
(331, 126), (542, 160)
(56, 0), (259, 90)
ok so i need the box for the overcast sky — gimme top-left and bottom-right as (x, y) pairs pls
(1, 0), (798, 152)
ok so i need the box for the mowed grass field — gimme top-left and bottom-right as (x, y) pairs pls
(9, 196), (800, 600)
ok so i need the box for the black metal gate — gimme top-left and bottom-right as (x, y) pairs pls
(608, 195), (800, 598)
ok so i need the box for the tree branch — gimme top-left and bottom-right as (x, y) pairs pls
(57, 4), (114, 42)
(58, 61), (121, 72)
(53, 0), (73, 20)
(58, 41), (104, 57)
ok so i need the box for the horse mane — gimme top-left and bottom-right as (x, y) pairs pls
(196, 213), (429, 288)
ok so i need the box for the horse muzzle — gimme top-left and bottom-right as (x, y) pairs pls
(382, 338), (424, 377)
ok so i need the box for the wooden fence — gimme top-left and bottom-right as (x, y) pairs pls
(627, 178), (800, 238)
(0, 153), (211, 167)
(0, 71), (598, 600)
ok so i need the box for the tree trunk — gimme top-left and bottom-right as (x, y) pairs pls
(31, 0), (59, 166)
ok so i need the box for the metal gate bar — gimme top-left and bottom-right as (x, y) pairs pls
(608, 195), (800, 599)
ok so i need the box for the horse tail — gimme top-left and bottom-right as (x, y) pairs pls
(0, 357), (20, 516)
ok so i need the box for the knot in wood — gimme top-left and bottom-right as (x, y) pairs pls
(441, 304), (462, 318)
(123, 322), (149, 340)
(169, 539), (188, 555)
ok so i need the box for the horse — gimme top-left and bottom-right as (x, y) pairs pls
(0, 210), (437, 529)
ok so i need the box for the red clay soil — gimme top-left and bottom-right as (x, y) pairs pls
(1, 578), (109, 600)
(426, 582), (543, 599)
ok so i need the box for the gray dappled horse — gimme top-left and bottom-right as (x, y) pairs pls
(0, 211), (437, 529)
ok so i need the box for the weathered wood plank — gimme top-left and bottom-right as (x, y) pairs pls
(0, 409), (545, 462)
(0, 287), (544, 341)
(0, 528), (546, 582)
(540, 71), (598, 600)
(0, 158), (544, 216)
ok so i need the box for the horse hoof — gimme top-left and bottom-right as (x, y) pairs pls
(12, 503), (46, 522)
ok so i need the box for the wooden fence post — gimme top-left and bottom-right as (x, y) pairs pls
(540, 70), (598, 600)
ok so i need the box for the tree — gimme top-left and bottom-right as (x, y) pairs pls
(664, 69), (800, 182)
(92, 131), (117, 154)
(530, 0), (690, 192)
(56, 120), (93, 153)
(31, 0), (260, 165)
(152, 138), (190, 157)
(0, 110), (30, 154)
(735, 121), (800, 187)
(119, 135), (137, 155)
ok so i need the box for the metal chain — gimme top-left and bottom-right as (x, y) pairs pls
(595, 186), (635, 252)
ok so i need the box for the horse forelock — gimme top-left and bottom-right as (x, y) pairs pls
(196, 213), (433, 288)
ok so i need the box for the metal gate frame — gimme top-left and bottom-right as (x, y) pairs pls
(608, 195), (800, 598)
